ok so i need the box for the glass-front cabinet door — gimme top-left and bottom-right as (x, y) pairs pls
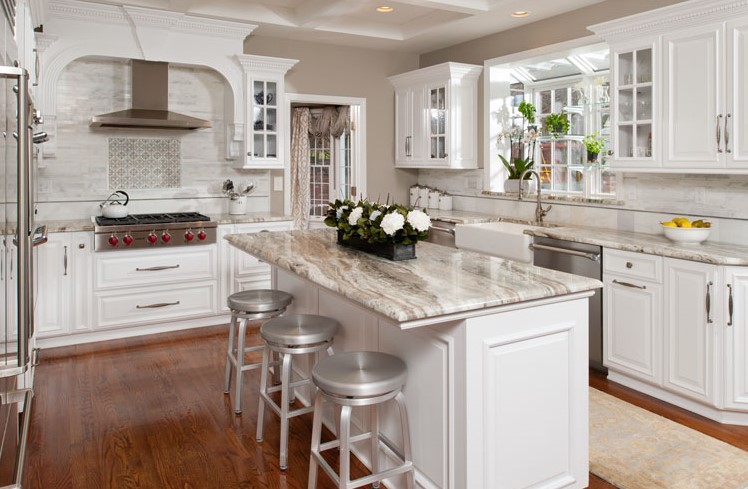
(428, 85), (447, 160)
(251, 80), (278, 161)
(612, 45), (655, 168)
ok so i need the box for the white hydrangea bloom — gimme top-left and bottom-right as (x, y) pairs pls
(369, 209), (382, 221)
(335, 205), (348, 220)
(406, 209), (431, 232)
(380, 212), (405, 236)
(348, 206), (364, 225)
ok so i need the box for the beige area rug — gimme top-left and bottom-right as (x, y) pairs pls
(590, 387), (748, 489)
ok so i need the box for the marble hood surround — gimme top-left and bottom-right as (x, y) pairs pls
(37, 0), (257, 157)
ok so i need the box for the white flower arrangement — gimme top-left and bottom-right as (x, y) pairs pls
(325, 199), (431, 245)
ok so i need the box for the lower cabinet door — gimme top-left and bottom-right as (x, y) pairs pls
(725, 267), (748, 409)
(604, 275), (663, 384)
(94, 282), (217, 329)
(663, 258), (719, 405)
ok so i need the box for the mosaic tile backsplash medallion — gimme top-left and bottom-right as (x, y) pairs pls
(108, 137), (181, 189)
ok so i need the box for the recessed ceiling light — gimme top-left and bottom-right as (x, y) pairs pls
(511, 11), (530, 17)
(376, 6), (394, 13)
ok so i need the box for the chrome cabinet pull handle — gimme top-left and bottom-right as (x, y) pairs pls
(612, 279), (646, 290)
(706, 281), (713, 324)
(63, 246), (68, 276)
(728, 283), (734, 326)
(717, 114), (723, 153)
(726, 113), (732, 154)
(136, 301), (180, 309)
(406, 136), (412, 157)
(135, 264), (180, 272)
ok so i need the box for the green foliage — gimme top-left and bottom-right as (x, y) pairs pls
(499, 155), (534, 180)
(584, 133), (605, 154)
(325, 199), (430, 245)
(544, 112), (570, 137)
(517, 101), (536, 124)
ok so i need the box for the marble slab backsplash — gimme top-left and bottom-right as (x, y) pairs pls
(419, 169), (748, 246)
(35, 56), (271, 220)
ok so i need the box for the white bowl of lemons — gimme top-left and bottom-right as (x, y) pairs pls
(661, 217), (711, 244)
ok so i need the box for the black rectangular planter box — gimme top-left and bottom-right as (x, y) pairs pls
(336, 230), (416, 261)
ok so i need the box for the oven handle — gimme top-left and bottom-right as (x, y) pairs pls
(136, 301), (181, 309)
(135, 264), (180, 272)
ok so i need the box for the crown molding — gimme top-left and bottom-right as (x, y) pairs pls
(236, 54), (299, 74)
(389, 62), (482, 87)
(589, 0), (748, 42)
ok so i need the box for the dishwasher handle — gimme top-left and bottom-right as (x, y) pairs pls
(529, 243), (601, 263)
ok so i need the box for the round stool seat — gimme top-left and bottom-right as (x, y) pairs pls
(228, 289), (293, 313)
(261, 314), (339, 346)
(312, 351), (407, 398)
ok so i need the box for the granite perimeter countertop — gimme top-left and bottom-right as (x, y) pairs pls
(225, 228), (601, 324)
(424, 209), (497, 224)
(527, 226), (748, 266)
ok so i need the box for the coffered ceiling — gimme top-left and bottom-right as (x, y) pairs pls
(71, 0), (608, 53)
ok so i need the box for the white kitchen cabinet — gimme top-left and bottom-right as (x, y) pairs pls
(603, 249), (663, 385)
(389, 62), (481, 169)
(590, 0), (748, 173)
(609, 41), (657, 169)
(218, 221), (294, 311)
(36, 232), (92, 338)
(663, 258), (720, 405)
(724, 267), (748, 410)
(236, 55), (299, 170)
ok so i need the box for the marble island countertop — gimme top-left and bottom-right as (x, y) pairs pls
(526, 226), (748, 265)
(225, 228), (602, 325)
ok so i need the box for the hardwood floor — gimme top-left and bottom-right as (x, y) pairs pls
(23, 325), (748, 489)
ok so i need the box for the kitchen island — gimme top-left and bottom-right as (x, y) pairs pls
(226, 229), (602, 489)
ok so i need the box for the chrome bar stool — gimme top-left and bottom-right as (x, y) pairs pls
(256, 314), (340, 471)
(308, 351), (415, 489)
(223, 289), (293, 414)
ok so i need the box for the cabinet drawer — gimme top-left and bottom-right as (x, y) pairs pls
(604, 249), (662, 282)
(95, 246), (217, 289)
(94, 282), (217, 329)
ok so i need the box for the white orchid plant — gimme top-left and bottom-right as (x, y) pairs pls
(325, 198), (431, 245)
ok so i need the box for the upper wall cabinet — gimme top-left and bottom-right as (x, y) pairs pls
(389, 62), (482, 169)
(590, 0), (748, 173)
(236, 55), (299, 170)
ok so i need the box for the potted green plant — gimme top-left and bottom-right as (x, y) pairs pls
(499, 101), (538, 193)
(544, 112), (570, 138)
(584, 133), (605, 163)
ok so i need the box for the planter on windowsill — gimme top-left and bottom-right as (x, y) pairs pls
(336, 230), (416, 261)
(504, 179), (537, 194)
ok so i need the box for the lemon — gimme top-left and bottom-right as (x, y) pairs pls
(680, 221), (692, 228)
(661, 221), (677, 227)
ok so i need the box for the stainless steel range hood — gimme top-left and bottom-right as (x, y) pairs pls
(90, 60), (211, 130)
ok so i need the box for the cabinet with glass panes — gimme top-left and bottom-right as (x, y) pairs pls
(236, 55), (299, 170)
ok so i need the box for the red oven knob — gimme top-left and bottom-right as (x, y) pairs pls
(147, 233), (158, 244)
(161, 232), (172, 243)
(123, 234), (134, 246)
(184, 231), (195, 241)
(108, 235), (119, 247)
(197, 230), (207, 241)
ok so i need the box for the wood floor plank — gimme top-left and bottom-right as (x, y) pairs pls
(24, 326), (748, 489)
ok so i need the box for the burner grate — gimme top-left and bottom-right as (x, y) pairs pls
(95, 212), (211, 227)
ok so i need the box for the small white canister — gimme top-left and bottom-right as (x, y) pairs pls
(229, 196), (247, 215)
(439, 194), (453, 211)
(409, 186), (420, 207)
(418, 187), (431, 208)
(428, 190), (441, 209)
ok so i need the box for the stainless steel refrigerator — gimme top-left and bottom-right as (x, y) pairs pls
(0, 0), (44, 485)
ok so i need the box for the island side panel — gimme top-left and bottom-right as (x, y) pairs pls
(464, 297), (590, 489)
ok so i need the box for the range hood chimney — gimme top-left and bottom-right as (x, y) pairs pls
(90, 60), (211, 130)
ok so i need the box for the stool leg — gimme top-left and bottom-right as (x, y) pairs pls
(339, 405), (352, 489)
(308, 392), (323, 489)
(256, 345), (271, 442)
(233, 318), (248, 414)
(279, 352), (293, 471)
(223, 315), (237, 394)
(370, 403), (380, 489)
(395, 391), (415, 489)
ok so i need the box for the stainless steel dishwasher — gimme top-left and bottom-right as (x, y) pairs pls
(531, 236), (605, 372)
